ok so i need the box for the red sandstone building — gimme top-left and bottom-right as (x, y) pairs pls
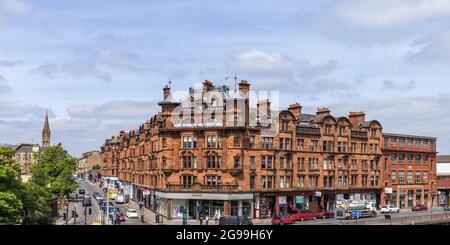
(437, 155), (450, 206)
(381, 133), (437, 208)
(101, 80), (437, 219)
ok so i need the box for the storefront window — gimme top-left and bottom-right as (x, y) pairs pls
(416, 190), (422, 204)
(392, 191), (397, 207)
(172, 199), (188, 218)
(210, 200), (224, 219)
(231, 201), (239, 216)
(242, 201), (252, 218)
(400, 190), (406, 208)
(408, 190), (414, 207)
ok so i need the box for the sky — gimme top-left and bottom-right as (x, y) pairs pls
(1, 0), (450, 157)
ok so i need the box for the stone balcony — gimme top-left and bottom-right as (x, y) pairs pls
(165, 183), (238, 192)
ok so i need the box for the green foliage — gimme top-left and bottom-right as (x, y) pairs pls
(0, 191), (22, 224)
(0, 145), (77, 224)
(0, 147), (24, 223)
(92, 164), (101, 170)
(31, 145), (78, 198)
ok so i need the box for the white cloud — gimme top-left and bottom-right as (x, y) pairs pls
(0, 0), (31, 15)
(31, 62), (112, 82)
(407, 29), (450, 63)
(230, 49), (344, 94)
(0, 100), (48, 118)
(67, 100), (160, 120)
(382, 80), (416, 91)
(333, 0), (450, 28)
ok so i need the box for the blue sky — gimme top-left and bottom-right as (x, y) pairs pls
(1, 0), (450, 157)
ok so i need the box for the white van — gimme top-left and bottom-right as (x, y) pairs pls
(116, 194), (124, 204)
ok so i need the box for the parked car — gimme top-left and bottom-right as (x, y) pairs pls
(115, 212), (126, 222)
(126, 209), (138, 218)
(380, 205), (400, 213)
(78, 189), (85, 195)
(316, 210), (334, 219)
(272, 214), (295, 225)
(291, 209), (317, 221)
(218, 216), (253, 225)
(412, 204), (428, 211)
(444, 205), (450, 211)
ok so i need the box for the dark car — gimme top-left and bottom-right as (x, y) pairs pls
(316, 210), (334, 219)
(218, 216), (253, 225)
(412, 204), (428, 211)
(82, 196), (92, 206)
(78, 189), (85, 195)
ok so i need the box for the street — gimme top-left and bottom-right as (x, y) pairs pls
(65, 180), (147, 225)
(293, 207), (450, 225)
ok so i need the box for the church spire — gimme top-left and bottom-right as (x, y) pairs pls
(42, 110), (51, 148)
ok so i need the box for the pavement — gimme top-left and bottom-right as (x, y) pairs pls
(60, 180), (450, 225)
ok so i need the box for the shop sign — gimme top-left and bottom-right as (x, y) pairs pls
(315, 191), (322, 197)
(295, 196), (304, 204)
(385, 188), (393, 194)
(279, 196), (287, 205)
(142, 189), (150, 196)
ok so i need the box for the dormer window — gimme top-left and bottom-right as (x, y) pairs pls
(339, 126), (345, 136)
(325, 125), (332, 134)
(281, 121), (289, 132)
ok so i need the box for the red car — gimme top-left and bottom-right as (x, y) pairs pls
(412, 204), (428, 211)
(272, 214), (295, 225)
(291, 209), (317, 221)
(115, 211), (126, 222)
(316, 210), (334, 219)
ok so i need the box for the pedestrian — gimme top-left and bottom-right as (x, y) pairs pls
(205, 212), (209, 226)
(140, 211), (145, 223)
(199, 211), (203, 225)
(214, 209), (219, 224)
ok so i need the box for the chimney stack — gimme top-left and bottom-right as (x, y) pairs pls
(238, 80), (250, 98)
(288, 103), (302, 118)
(203, 80), (214, 93)
(348, 111), (366, 129)
(257, 99), (271, 118)
(316, 107), (331, 116)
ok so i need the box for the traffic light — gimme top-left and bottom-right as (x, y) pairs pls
(63, 213), (67, 221)
(88, 208), (92, 215)
(71, 210), (75, 218)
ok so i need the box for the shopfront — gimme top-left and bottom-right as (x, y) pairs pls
(400, 190), (406, 208)
(258, 195), (275, 218)
(416, 189), (422, 205)
(155, 191), (253, 220)
(407, 190), (414, 207)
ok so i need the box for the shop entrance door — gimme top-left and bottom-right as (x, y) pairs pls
(188, 200), (196, 219)
(200, 200), (210, 216)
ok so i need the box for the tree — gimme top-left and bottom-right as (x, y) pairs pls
(0, 147), (24, 224)
(31, 145), (78, 213)
(92, 164), (101, 170)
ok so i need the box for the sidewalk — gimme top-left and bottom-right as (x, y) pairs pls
(124, 200), (212, 225)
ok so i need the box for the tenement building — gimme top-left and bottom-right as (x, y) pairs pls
(101, 80), (436, 220)
(381, 133), (437, 208)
